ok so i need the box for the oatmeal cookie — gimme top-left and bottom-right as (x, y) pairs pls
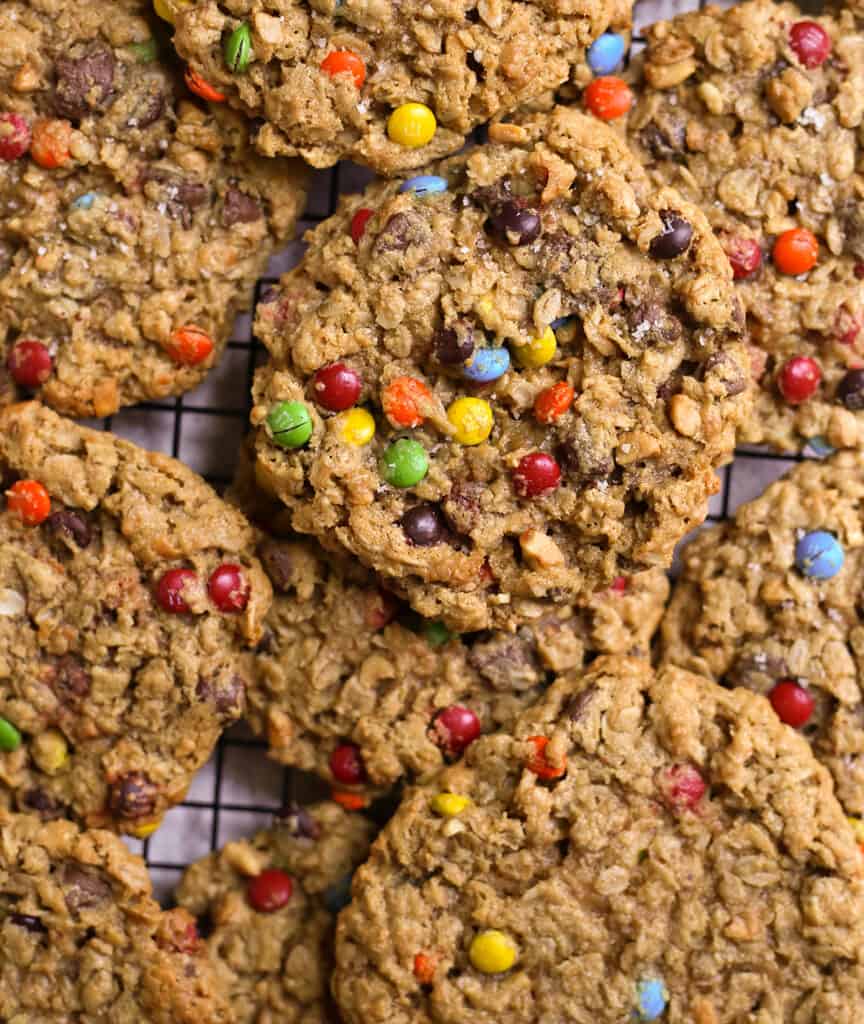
(249, 105), (748, 631)
(661, 450), (864, 819)
(333, 655), (864, 1024)
(175, 800), (374, 1023)
(168, 0), (628, 174)
(0, 402), (271, 834)
(0, 808), (231, 1022)
(627, 0), (864, 452)
(0, 0), (307, 418)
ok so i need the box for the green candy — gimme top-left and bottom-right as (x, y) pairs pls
(267, 401), (313, 449)
(423, 620), (452, 647)
(224, 22), (253, 74)
(130, 38), (159, 63)
(0, 717), (21, 752)
(380, 438), (428, 488)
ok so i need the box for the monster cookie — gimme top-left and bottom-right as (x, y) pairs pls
(168, 0), (628, 174)
(661, 450), (864, 820)
(628, 0), (864, 452)
(175, 801), (374, 1023)
(0, 402), (271, 833)
(0, 809), (231, 1022)
(333, 656), (864, 1024)
(250, 105), (748, 631)
(0, 0), (307, 418)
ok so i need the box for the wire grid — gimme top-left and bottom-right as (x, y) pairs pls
(105, 0), (817, 902)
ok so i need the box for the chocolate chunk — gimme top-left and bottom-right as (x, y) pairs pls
(10, 913), (47, 933)
(469, 629), (543, 691)
(108, 771), (158, 820)
(488, 200), (541, 246)
(127, 81), (165, 130)
(141, 168), (210, 228)
(54, 45), (116, 120)
(466, 51), (485, 80)
(374, 212), (429, 253)
(257, 539), (296, 592)
(222, 187), (263, 226)
(275, 802), (321, 839)
(21, 788), (67, 820)
(556, 436), (613, 481)
(50, 654), (91, 704)
(639, 121), (686, 161)
(702, 351), (748, 397)
(61, 864), (112, 912)
(565, 686), (597, 721)
(469, 177), (513, 211)
(443, 482), (485, 534)
(195, 674), (245, 719)
(650, 212), (693, 260)
(625, 301), (683, 346)
(434, 324), (474, 365)
(836, 369), (864, 410)
(45, 508), (92, 549)
(840, 198), (864, 261)
(402, 504), (445, 546)
(728, 653), (788, 688)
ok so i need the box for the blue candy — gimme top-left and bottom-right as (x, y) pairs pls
(795, 530), (844, 580)
(71, 192), (97, 211)
(399, 175), (448, 197)
(587, 33), (626, 76)
(634, 977), (667, 1021)
(323, 874), (353, 913)
(806, 436), (835, 458)
(462, 346), (510, 383)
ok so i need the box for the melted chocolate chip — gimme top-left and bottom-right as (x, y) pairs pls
(257, 539), (296, 592)
(443, 482), (485, 534)
(649, 212), (693, 260)
(639, 121), (686, 161)
(469, 630), (543, 691)
(51, 654), (91, 704)
(45, 508), (92, 549)
(128, 81), (165, 130)
(702, 351), (747, 397)
(434, 325), (474, 365)
(837, 369), (864, 410)
(21, 788), (67, 820)
(108, 771), (158, 820)
(488, 200), (541, 246)
(222, 187), (262, 226)
(195, 674), (245, 719)
(54, 45), (116, 121)
(61, 864), (112, 913)
(374, 212), (428, 253)
(402, 504), (445, 546)
(625, 301), (682, 346)
(10, 913), (46, 933)
(565, 686), (597, 721)
(141, 168), (209, 228)
(275, 802), (321, 839)
(556, 439), (613, 481)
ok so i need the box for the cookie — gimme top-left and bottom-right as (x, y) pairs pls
(0, 808), (231, 1022)
(249, 105), (749, 631)
(627, 0), (864, 452)
(175, 800), (374, 1023)
(0, 0), (307, 418)
(660, 450), (864, 820)
(168, 0), (628, 174)
(333, 655), (864, 1024)
(0, 401), (272, 834)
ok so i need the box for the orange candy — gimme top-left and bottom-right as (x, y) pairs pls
(584, 76), (632, 120)
(331, 790), (367, 811)
(534, 381), (574, 423)
(526, 735), (566, 780)
(320, 50), (366, 90)
(166, 325), (215, 366)
(413, 953), (436, 984)
(30, 119), (72, 169)
(6, 480), (51, 525)
(382, 376), (432, 428)
(184, 67), (226, 103)
(773, 228), (819, 275)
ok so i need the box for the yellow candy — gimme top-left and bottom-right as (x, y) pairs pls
(513, 327), (557, 369)
(469, 930), (518, 974)
(31, 729), (68, 775)
(447, 398), (493, 446)
(387, 103), (437, 148)
(849, 817), (864, 844)
(129, 818), (163, 839)
(340, 408), (376, 446)
(153, 0), (190, 24)
(431, 793), (472, 817)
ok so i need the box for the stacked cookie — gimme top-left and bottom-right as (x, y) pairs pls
(3, 0), (864, 1021)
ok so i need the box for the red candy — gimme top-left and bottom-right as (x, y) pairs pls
(778, 355), (821, 404)
(769, 680), (815, 728)
(534, 382), (574, 424)
(512, 452), (561, 498)
(725, 236), (762, 280)
(789, 20), (831, 68)
(7, 340), (53, 390)
(350, 208), (374, 244)
(313, 362), (362, 411)
(526, 735), (566, 780)
(433, 705), (480, 755)
(364, 588), (398, 630)
(584, 76), (632, 120)
(835, 305), (863, 346)
(247, 868), (294, 912)
(0, 113), (31, 161)
(660, 763), (706, 811)
(155, 568), (198, 614)
(610, 576), (628, 594)
(320, 50), (366, 90)
(330, 743), (366, 784)
(208, 564), (250, 613)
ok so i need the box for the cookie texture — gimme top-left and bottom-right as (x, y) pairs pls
(628, 0), (864, 452)
(175, 801), (374, 1024)
(0, 0), (307, 418)
(661, 451), (864, 818)
(334, 656), (864, 1024)
(0, 402), (271, 833)
(171, 0), (627, 173)
(0, 808), (232, 1022)
(250, 105), (748, 631)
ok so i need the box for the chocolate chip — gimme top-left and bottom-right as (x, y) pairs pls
(565, 686), (596, 721)
(639, 121), (686, 161)
(434, 325), (474, 365)
(127, 81), (165, 130)
(488, 200), (541, 246)
(54, 45), (116, 121)
(45, 508), (92, 549)
(275, 802), (321, 839)
(21, 788), (67, 820)
(141, 168), (209, 228)
(469, 177), (512, 210)
(61, 864), (112, 912)
(51, 654), (91, 704)
(108, 771), (158, 820)
(257, 539), (296, 592)
(10, 913), (46, 933)
(402, 504), (445, 546)
(374, 212), (428, 253)
(195, 674), (246, 719)
(443, 482), (485, 534)
(649, 211), (693, 259)
(625, 301), (682, 346)
(728, 653), (788, 688)
(222, 187), (263, 226)
(702, 351), (747, 397)
(837, 369), (864, 410)
(556, 438), (613, 481)
(469, 630), (543, 691)
(466, 51), (485, 80)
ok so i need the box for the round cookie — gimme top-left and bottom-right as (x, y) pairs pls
(627, 0), (864, 452)
(333, 656), (864, 1024)
(0, 401), (272, 834)
(661, 450), (864, 819)
(0, 0), (307, 418)
(168, 0), (628, 174)
(175, 800), (374, 1023)
(0, 808), (231, 1022)
(250, 105), (749, 631)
